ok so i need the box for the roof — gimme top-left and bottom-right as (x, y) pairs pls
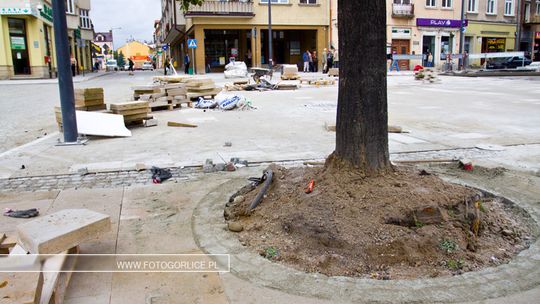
(94, 32), (113, 43)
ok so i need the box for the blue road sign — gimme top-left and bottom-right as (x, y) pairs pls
(162, 44), (168, 51)
(188, 39), (197, 49)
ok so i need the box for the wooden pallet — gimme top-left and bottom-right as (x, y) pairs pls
(281, 75), (301, 80)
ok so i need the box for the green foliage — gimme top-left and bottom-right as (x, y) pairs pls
(117, 51), (126, 67)
(438, 239), (459, 254)
(177, 0), (205, 11)
(414, 219), (425, 228)
(264, 246), (278, 259)
(446, 259), (464, 271)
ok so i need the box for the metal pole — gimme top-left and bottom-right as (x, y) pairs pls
(458, 0), (466, 70)
(192, 48), (195, 74)
(52, 0), (78, 142)
(515, 0), (522, 51)
(268, 0), (273, 69)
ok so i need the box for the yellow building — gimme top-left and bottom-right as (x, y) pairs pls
(0, 1), (56, 79)
(161, 0), (330, 74)
(117, 40), (153, 68)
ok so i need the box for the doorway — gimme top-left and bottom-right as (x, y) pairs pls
(422, 35), (435, 66)
(8, 18), (31, 75)
(392, 39), (410, 70)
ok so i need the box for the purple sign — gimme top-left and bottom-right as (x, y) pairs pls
(416, 18), (468, 28)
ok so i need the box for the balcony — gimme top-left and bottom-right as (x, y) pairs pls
(524, 15), (540, 24)
(392, 3), (414, 19)
(185, 0), (255, 18)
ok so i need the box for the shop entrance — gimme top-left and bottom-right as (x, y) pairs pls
(261, 29), (317, 68)
(391, 39), (410, 70)
(8, 18), (31, 75)
(422, 36), (435, 67)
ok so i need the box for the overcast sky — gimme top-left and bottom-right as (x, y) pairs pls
(90, 0), (161, 49)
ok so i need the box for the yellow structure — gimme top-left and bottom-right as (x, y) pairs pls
(0, 1), (56, 79)
(117, 40), (153, 68)
(162, 0), (330, 74)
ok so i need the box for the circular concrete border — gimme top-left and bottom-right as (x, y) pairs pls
(192, 177), (540, 303)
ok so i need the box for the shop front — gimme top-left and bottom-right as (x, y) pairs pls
(534, 31), (540, 61)
(0, 5), (56, 79)
(416, 18), (465, 68)
(463, 21), (516, 66)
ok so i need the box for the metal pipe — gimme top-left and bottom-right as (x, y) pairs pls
(247, 168), (273, 212)
(52, 0), (78, 142)
(268, 0), (273, 69)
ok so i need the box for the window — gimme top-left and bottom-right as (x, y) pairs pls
(66, 0), (75, 14)
(537, 1), (540, 15)
(426, 0), (436, 7)
(467, 0), (478, 12)
(487, 0), (497, 14)
(259, 0), (289, 3)
(80, 9), (91, 29)
(504, 0), (514, 15)
(394, 0), (411, 3)
(524, 3), (530, 21)
(299, 0), (317, 4)
(442, 0), (452, 8)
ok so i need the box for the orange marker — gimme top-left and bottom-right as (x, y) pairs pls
(305, 179), (315, 194)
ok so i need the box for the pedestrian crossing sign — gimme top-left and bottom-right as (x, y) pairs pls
(188, 39), (197, 49)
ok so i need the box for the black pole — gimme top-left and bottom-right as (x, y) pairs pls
(52, 0), (78, 142)
(268, 0), (273, 69)
(458, 0), (466, 70)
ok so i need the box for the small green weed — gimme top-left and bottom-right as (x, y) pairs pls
(446, 259), (464, 271)
(265, 246), (278, 259)
(439, 239), (459, 254)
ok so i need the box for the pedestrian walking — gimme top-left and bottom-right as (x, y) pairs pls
(322, 48), (328, 73)
(427, 51), (433, 67)
(389, 50), (400, 72)
(303, 50), (310, 73)
(312, 50), (318, 72)
(164, 57), (170, 75)
(325, 49), (334, 73)
(332, 48), (339, 68)
(184, 53), (190, 74)
(128, 58), (134, 73)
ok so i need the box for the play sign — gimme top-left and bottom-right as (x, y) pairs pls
(416, 18), (468, 28)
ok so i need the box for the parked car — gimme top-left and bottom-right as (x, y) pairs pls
(105, 60), (118, 71)
(141, 61), (154, 71)
(486, 56), (532, 69)
(123, 63), (130, 71)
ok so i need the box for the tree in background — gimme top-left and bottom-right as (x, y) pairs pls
(117, 51), (126, 67)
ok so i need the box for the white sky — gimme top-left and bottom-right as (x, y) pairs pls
(90, 0), (161, 49)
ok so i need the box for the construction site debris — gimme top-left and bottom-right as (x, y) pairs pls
(328, 68), (339, 77)
(299, 77), (336, 86)
(76, 110), (132, 137)
(224, 61), (249, 78)
(16, 208), (111, 254)
(167, 121), (197, 128)
(143, 118), (158, 127)
(281, 64), (300, 80)
(151, 166), (172, 183)
(132, 85), (160, 100)
(4, 208), (39, 218)
(110, 101), (152, 125)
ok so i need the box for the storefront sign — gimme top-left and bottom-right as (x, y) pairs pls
(10, 37), (26, 50)
(0, 7), (32, 15)
(40, 4), (53, 22)
(416, 18), (467, 28)
(536, 32), (540, 39)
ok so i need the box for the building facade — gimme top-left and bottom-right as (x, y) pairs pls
(93, 30), (114, 69)
(159, 0), (330, 74)
(387, 0), (464, 70)
(519, 0), (540, 61)
(117, 40), (153, 69)
(0, 0), (93, 79)
(464, 0), (518, 66)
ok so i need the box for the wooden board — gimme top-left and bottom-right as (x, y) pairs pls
(163, 83), (186, 89)
(167, 121), (197, 128)
(187, 84), (217, 91)
(186, 88), (222, 100)
(40, 246), (79, 304)
(124, 113), (153, 122)
(110, 101), (150, 111)
(115, 108), (151, 116)
(166, 88), (187, 96)
(85, 104), (107, 111)
(185, 78), (214, 87)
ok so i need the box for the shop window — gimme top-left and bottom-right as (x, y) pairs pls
(299, 0), (317, 4)
(467, 0), (478, 12)
(504, 0), (514, 15)
(80, 9), (91, 29)
(394, 0), (411, 4)
(426, 0), (436, 7)
(260, 0), (289, 3)
(442, 0), (452, 8)
(487, 0), (497, 14)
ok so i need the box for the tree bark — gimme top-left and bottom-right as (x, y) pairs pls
(330, 0), (391, 175)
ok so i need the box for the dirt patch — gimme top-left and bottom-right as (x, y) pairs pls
(225, 165), (536, 279)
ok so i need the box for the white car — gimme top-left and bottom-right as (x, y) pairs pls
(105, 60), (118, 71)
(141, 61), (154, 71)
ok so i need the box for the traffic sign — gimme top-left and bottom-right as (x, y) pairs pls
(188, 39), (197, 49)
(162, 44), (168, 51)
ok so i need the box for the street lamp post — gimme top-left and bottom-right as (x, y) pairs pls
(268, 0), (273, 69)
(52, 0), (78, 143)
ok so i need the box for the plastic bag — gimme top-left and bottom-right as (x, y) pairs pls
(215, 93), (247, 110)
(195, 97), (218, 109)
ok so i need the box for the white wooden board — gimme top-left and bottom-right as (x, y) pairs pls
(76, 111), (132, 137)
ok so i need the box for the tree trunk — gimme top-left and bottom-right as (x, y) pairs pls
(329, 0), (391, 175)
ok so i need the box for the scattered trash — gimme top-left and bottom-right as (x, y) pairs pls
(226, 162), (236, 172)
(305, 179), (315, 194)
(214, 163), (226, 171)
(419, 169), (431, 176)
(224, 141), (232, 147)
(195, 97), (218, 109)
(246, 167), (274, 212)
(4, 208), (39, 218)
(143, 118), (158, 127)
(150, 166), (172, 183)
(78, 167), (89, 176)
(167, 121), (197, 128)
(459, 159), (474, 171)
(20, 165), (25, 170)
(231, 158), (248, 167)
(135, 163), (146, 171)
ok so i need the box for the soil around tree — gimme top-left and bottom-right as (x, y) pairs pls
(225, 164), (536, 279)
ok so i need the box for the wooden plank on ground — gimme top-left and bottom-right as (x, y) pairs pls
(40, 246), (79, 304)
(110, 101), (150, 111)
(167, 121), (197, 128)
